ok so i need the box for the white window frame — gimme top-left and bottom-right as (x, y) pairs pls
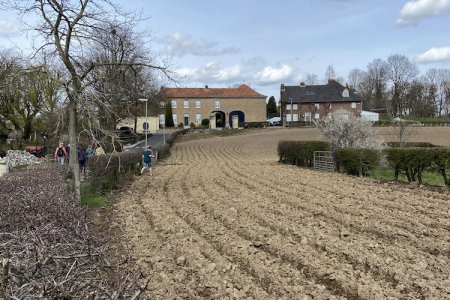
(184, 100), (189, 108)
(172, 113), (177, 125)
(314, 103), (320, 109)
(195, 100), (201, 108)
(351, 102), (356, 109)
(286, 114), (292, 122)
(286, 104), (292, 110)
(314, 113), (320, 120)
(195, 113), (201, 124)
(171, 100), (177, 108)
(215, 100), (221, 109)
(293, 104), (298, 110)
(293, 114), (299, 122)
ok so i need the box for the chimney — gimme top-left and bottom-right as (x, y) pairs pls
(300, 82), (305, 87)
(280, 83), (285, 92)
(205, 84), (209, 90)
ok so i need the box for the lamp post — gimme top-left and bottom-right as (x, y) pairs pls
(138, 98), (148, 148)
(160, 101), (166, 145)
(289, 97), (293, 127)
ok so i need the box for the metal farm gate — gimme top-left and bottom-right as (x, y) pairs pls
(313, 151), (335, 172)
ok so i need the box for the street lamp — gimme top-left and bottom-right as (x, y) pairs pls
(138, 98), (148, 148)
(289, 97), (293, 127)
(160, 101), (166, 145)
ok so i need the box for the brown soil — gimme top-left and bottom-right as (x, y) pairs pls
(112, 128), (450, 299)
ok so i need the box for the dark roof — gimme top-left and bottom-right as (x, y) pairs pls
(281, 80), (362, 103)
(162, 84), (266, 99)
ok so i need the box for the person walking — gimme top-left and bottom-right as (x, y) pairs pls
(86, 145), (94, 158)
(141, 146), (154, 175)
(54, 142), (68, 165)
(77, 146), (87, 177)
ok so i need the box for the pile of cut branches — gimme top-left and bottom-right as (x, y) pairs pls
(0, 164), (143, 298)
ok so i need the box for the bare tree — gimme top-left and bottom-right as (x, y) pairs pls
(2, 0), (171, 201)
(305, 73), (319, 85)
(386, 54), (418, 116)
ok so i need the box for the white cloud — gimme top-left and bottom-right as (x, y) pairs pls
(175, 62), (243, 83)
(253, 65), (294, 86)
(397, 0), (450, 25)
(0, 19), (18, 35)
(160, 32), (239, 57)
(417, 46), (450, 62)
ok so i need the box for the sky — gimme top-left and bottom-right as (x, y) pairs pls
(1, 0), (450, 101)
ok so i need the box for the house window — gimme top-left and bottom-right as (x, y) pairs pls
(195, 100), (201, 108)
(286, 104), (292, 110)
(215, 100), (221, 109)
(293, 104), (298, 110)
(293, 114), (299, 122)
(196, 113), (201, 124)
(286, 114), (292, 122)
(172, 113), (177, 125)
(184, 100), (189, 108)
(314, 103), (320, 109)
(315, 113), (320, 120)
(171, 100), (177, 108)
(351, 102), (357, 109)
(159, 114), (165, 125)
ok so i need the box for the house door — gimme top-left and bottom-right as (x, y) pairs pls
(184, 116), (189, 126)
(304, 112), (311, 122)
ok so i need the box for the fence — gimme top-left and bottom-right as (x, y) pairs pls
(313, 151), (335, 172)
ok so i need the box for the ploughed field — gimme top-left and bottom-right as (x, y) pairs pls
(113, 128), (450, 299)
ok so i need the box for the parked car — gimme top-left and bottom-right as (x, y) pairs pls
(266, 117), (281, 126)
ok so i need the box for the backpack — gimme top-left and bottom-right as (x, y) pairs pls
(78, 149), (86, 162)
(57, 147), (64, 157)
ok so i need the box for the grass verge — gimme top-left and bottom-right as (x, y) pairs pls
(81, 182), (109, 207)
(369, 167), (448, 186)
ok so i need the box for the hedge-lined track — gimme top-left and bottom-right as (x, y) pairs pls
(113, 128), (450, 299)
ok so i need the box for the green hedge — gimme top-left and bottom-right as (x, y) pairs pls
(335, 148), (380, 176)
(278, 140), (331, 167)
(383, 147), (450, 185)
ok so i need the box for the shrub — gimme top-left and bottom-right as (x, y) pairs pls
(178, 122), (184, 128)
(316, 112), (383, 149)
(244, 122), (266, 129)
(201, 118), (210, 126)
(336, 148), (380, 176)
(383, 147), (436, 184)
(432, 147), (450, 186)
(384, 141), (436, 148)
(278, 140), (331, 167)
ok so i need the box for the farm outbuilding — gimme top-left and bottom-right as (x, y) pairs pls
(361, 110), (379, 122)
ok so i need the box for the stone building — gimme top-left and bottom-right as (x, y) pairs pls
(280, 80), (363, 126)
(162, 84), (266, 128)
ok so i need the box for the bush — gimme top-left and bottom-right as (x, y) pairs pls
(336, 148), (380, 176)
(432, 147), (450, 186)
(278, 140), (331, 167)
(383, 147), (436, 184)
(244, 122), (266, 129)
(201, 118), (210, 126)
(178, 122), (184, 128)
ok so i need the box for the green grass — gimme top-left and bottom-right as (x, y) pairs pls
(80, 182), (109, 207)
(369, 167), (448, 186)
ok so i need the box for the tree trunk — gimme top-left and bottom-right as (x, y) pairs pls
(68, 98), (81, 202)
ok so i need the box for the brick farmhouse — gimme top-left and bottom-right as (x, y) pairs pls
(280, 80), (363, 126)
(162, 84), (266, 128)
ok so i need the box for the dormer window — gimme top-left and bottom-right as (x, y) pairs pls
(342, 88), (350, 98)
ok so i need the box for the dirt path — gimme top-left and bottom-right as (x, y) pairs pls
(112, 128), (450, 299)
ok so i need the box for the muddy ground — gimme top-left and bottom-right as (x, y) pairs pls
(111, 128), (450, 299)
